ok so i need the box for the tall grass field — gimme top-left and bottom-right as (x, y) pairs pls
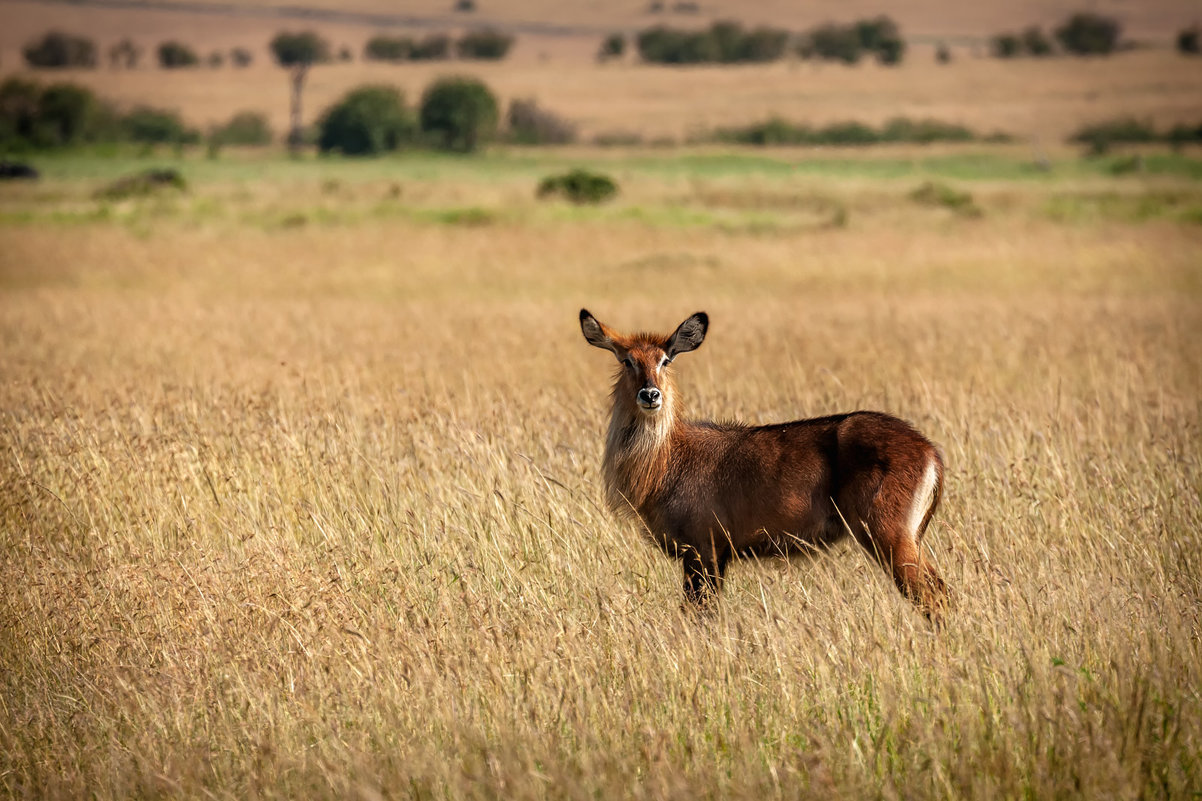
(2, 148), (1201, 799)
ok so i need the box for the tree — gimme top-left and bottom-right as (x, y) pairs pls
(108, 39), (142, 69)
(1055, 12), (1121, 55)
(230, 47), (254, 68)
(855, 16), (905, 65)
(803, 23), (863, 64)
(412, 34), (451, 60)
(23, 31), (97, 68)
(991, 32), (1021, 58)
(317, 85), (414, 155)
(120, 106), (200, 145)
(210, 110), (274, 147)
(597, 33), (625, 62)
(1177, 26), (1200, 55)
(455, 29), (514, 59)
(270, 31), (331, 152)
(0, 78), (42, 145)
(1021, 26), (1054, 56)
(37, 83), (102, 145)
(419, 77), (498, 152)
(506, 98), (576, 144)
(364, 35), (414, 62)
(739, 26), (790, 62)
(157, 41), (199, 68)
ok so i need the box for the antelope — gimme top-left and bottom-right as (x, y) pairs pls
(580, 309), (948, 619)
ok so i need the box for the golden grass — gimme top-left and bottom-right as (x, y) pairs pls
(2, 156), (1201, 798)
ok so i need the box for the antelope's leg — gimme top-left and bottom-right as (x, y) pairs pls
(880, 535), (947, 621)
(682, 543), (730, 606)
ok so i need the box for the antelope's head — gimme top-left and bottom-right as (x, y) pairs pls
(579, 309), (708, 417)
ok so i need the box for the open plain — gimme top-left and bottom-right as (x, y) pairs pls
(2, 146), (1201, 799)
(3, 0), (1202, 797)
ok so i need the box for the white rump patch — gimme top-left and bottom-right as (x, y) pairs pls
(907, 458), (939, 539)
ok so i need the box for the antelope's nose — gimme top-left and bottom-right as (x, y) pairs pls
(637, 388), (662, 409)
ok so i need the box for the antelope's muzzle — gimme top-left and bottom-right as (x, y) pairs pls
(637, 387), (662, 411)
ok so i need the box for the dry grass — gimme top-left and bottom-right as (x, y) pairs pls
(2, 151), (1201, 799)
(4, 1), (1202, 142)
(6, 0), (1199, 39)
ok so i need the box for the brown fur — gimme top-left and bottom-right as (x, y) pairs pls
(580, 309), (948, 619)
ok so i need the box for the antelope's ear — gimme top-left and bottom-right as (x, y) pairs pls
(666, 312), (708, 357)
(580, 309), (618, 353)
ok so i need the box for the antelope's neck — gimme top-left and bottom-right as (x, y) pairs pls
(601, 394), (677, 518)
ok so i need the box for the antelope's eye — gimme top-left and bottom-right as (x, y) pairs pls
(659, 356), (671, 368)
(621, 357), (633, 369)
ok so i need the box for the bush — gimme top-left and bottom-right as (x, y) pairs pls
(818, 121), (878, 145)
(991, 32), (1021, 58)
(712, 116), (983, 146)
(709, 21), (789, 62)
(506, 98), (577, 144)
(317, 85), (415, 155)
(592, 130), (644, 147)
(739, 26), (791, 61)
(854, 16), (895, 50)
(1061, 117), (1202, 153)
(910, 181), (982, 217)
(713, 117), (812, 145)
(207, 51), (224, 68)
(1177, 26), (1200, 55)
(456, 29), (514, 59)
(210, 111), (273, 146)
(0, 78), (42, 145)
(935, 42), (951, 64)
(856, 16), (905, 63)
(0, 79), (117, 148)
(1021, 26), (1054, 56)
(413, 34), (451, 60)
(157, 41), (199, 68)
(108, 39), (141, 68)
(598, 33), (626, 61)
(419, 77), (498, 152)
(880, 117), (973, 143)
(230, 47), (254, 67)
(537, 169), (618, 204)
(638, 21), (789, 64)
(270, 31), (331, 67)
(365, 34), (450, 61)
(96, 168), (186, 200)
(36, 83), (106, 146)
(1167, 123), (1202, 148)
(23, 31), (97, 69)
(875, 36), (905, 65)
(636, 25), (718, 63)
(1055, 12), (1121, 55)
(120, 106), (201, 145)
(1069, 117), (1159, 150)
(364, 35), (414, 62)
(802, 23), (863, 64)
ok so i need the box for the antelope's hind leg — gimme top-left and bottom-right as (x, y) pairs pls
(881, 532), (947, 621)
(858, 457), (948, 620)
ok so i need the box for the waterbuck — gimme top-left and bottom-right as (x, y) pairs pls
(580, 309), (947, 618)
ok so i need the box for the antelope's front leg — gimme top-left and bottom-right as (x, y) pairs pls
(682, 543), (731, 606)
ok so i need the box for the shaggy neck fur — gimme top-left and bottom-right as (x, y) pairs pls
(602, 371), (678, 518)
